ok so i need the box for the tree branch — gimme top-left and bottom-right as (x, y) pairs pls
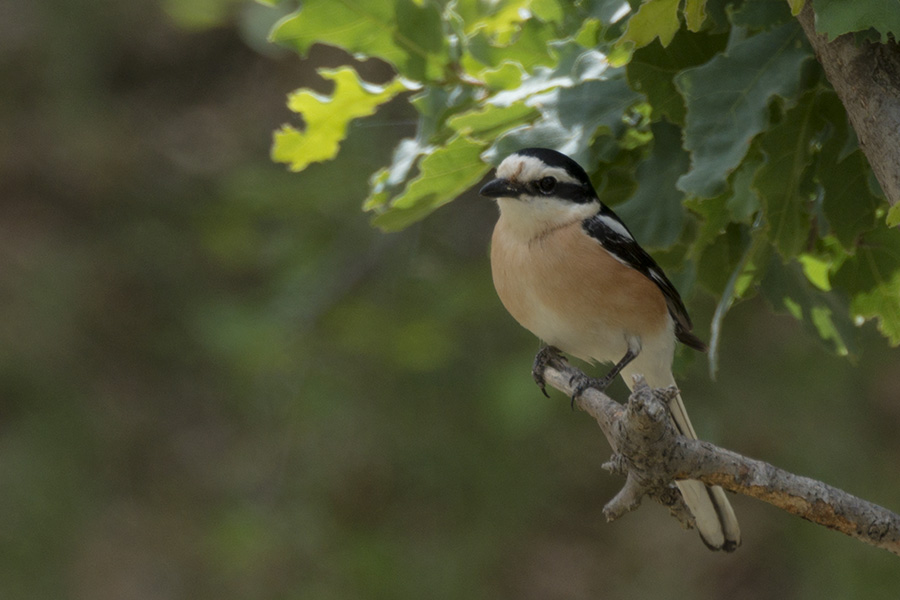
(541, 354), (900, 555)
(796, 2), (900, 206)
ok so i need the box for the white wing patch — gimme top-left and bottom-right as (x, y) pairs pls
(596, 214), (633, 240)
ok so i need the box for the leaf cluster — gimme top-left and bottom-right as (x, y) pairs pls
(269, 0), (900, 356)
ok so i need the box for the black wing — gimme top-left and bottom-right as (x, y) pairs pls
(582, 209), (707, 352)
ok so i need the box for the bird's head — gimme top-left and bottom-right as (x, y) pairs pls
(480, 148), (600, 237)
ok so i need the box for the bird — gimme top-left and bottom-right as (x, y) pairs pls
(480, 147), (740, 551)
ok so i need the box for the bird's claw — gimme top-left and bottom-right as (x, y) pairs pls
(532, 345), (562, 398)
(568, 374), (613, 410)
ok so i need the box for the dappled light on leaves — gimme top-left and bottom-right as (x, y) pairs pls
(270, 0), (900, 352)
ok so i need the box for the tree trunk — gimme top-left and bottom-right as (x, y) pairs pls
(797, 3), (900, 207)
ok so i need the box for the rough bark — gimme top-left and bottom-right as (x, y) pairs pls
(541, 354), (900, 556)
(797, 2), (900, 206)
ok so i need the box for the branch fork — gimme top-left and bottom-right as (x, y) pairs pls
(538, 352), (900, 555)
(603, 380), (694, 526)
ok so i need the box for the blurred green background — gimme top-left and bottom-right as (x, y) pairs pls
(3, 1), (900, 598)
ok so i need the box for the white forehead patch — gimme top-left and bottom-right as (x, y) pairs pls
(495, 155), (580, 186)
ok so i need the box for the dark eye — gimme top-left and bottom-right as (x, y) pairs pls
(537, 177), (557, 194)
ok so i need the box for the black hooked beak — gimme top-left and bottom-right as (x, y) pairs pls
(479, 178), (520, 199)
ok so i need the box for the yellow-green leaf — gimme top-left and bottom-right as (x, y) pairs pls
(371, 136), (488, 231)
(787, 0), (806, 15)
(271, 68), (408, 172)
(618, 0), (681, 50)
(887, 203), (900, 227)
(799, 253), (832, 291)
(448, 103), (540, 140)
(683, 0), (708, 31)
(850, 271), (900, 345)
(270, 0), (447, 81)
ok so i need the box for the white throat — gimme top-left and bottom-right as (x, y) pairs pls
(496, 196), (600, 242)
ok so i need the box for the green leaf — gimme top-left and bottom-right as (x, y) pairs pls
(487, 75), (641, 169)
(831, 225), (900, 345)
(886, 204), (900, 227)
(832, 224), (900, 344)
(695, 223), (749, 296)
(464, 19), (557, 74)
(850, 271), (900, 344)
(599, 164), (639, 207)
(683, 0), (708, 31)
(753, 91), (824, 258)
(819, 150), (881, 248)
(627, 29), (728, 125)
(675, 22), (812, 197)
(687, 156), (765, 251)
(685, 194), (728, 254)
(812, 0), (900, 43)
(618, 0), (681, 49)
(615, 120), (689, 247)
(448, 103), (541, 140)
(472, 41), (611, 110)
(799, 252), (832, 290)
(453, 0), (530, 40)
(832, 226), (900, 295)
(787, 0), (806, 16)
(480, 62), (525, 90)
(531, 0), (567, 23)
(486, 115), (581, 162)
(760, 255), (856, 355)
(272, 68), (408, 172)
(706, 218), (769, 375)
(410, 84), (478, 139)
(727, 154), (763, 223)
(811, 89), (882, 248)
(370, 136), (489, 231)
(364, 138), (432, 211)
(270, 0), (447, 81)
(728, 0), (793, 29)
(574, 18), (602, 48)
(479, 44), (639, 169)
(548, 76), (641, 134)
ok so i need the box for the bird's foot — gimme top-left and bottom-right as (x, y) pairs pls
(568, 374), (613, 410)
(532, 345), (563, 398)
